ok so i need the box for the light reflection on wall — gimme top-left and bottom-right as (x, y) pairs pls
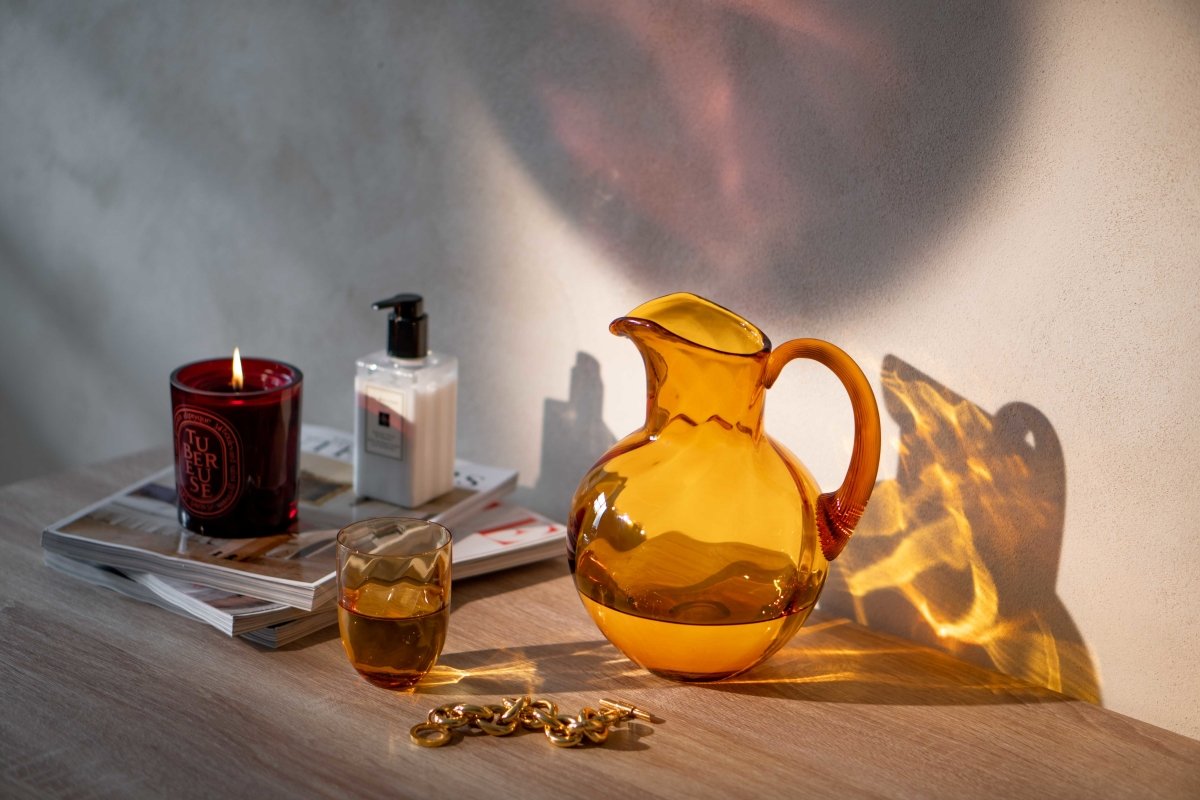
(822, 356), (1100, 703)
(455, 0), (1022, 310)
(538, 0), (892, 275)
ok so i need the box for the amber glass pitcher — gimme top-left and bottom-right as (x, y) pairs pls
(568, 292), (881, 681)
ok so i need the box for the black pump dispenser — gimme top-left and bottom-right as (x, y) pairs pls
(373, 293), (427, 359)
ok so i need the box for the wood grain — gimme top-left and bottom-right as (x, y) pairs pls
(1, 451), (1198, 798)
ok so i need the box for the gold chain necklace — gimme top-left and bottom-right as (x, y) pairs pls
(411, 696), (660, 748)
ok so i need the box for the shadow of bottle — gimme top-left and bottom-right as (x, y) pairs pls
(519, 352), (617, 522)
(820, 356), (1100, 703)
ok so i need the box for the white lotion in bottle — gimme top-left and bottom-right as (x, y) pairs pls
(353, 293), (458, 507)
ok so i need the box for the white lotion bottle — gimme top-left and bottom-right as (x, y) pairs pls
(353, 294), (458, 507)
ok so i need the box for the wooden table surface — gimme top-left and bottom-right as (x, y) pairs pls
(2, 450), (1198, 799)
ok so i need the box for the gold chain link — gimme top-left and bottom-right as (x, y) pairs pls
(410, 696), (660, 748)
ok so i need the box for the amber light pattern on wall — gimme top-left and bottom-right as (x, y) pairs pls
(822, 356), (1099, 703)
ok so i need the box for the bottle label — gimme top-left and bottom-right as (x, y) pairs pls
(173, 406), (243, 517)
(363, 384), (405, 461)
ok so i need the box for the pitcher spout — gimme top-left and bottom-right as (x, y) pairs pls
(614, 292), (771, 356)
(611, 293), (772, 438)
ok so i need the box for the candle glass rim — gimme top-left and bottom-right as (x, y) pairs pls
(170, 356), (303, 398)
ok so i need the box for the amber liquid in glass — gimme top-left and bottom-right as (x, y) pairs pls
(338, 583), (448, 689)
(573, 534), (821, 681)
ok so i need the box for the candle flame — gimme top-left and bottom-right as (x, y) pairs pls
(231, 347), (244, 391)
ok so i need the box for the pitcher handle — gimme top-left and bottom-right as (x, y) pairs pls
(765, 339), (881, 560)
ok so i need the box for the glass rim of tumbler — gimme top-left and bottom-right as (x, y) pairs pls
(336, 517), (452, 560)
(170, 357), (303, 399)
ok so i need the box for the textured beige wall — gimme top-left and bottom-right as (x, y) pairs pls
(1, 2), (1197, 738)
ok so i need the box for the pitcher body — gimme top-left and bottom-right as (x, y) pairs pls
(568, 293), (880, 681)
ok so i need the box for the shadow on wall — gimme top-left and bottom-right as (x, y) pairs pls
(453, 0), (1025, 311)
(524, 352), (617, 521)
(821, 356), (1100, 703)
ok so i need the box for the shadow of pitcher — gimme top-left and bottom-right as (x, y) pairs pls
(821, 355), (1100, 703)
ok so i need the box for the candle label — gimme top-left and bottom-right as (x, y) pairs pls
(362, 384), (405, 461)
(174, 406), (244, 516)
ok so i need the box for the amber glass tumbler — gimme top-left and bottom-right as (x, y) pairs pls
(336, 518), (452, 689)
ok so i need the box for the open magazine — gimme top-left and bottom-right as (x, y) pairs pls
(42, 426), (520, 610)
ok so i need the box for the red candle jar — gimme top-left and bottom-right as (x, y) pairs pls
(170, 355), (303, 537)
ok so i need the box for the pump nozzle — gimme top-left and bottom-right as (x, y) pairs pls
(372, 293), (427, 358)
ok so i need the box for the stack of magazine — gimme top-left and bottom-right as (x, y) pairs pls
(41, 425), (566, 647)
